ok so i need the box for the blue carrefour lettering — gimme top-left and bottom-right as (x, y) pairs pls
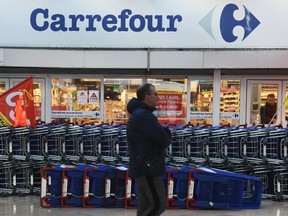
(86, 15), (101, 31)
(220, 4), (260, 42)
(69, 15), (85, 31)
(51, 14), (68, 31)
(118, 9), (132, 32)
(30, 8), (49, 31)
(102, 15), (117, 32)
(129, 15), (145, 32)
(145, 15), (165, 32)
(30, 8), (182, 32)
(166, 15), (182, 32)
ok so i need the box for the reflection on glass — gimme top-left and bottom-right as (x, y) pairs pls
(0, 82), (5, 95)
(220, 80), (240, 126)
(33, 82), (42, 121)
(148, 78), (187, 126)
(51, 78), (101, 124)
(190, 80), (213, 126)
(104, 78), (142, 124)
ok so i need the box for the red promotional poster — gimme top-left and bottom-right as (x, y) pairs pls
(157, 92), (183, 115)
(156, 91), (185, 125)
(0, 77), (36, 128)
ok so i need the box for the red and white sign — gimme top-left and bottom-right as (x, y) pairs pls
(156, 92), (182, 116)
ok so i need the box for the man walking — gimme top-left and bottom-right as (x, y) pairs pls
(126, 83), (171, 216)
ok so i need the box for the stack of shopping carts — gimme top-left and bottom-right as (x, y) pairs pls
(1, 122), (288, 208)
(40, 163), (128, 208)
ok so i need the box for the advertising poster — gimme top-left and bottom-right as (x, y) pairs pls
(88, 90), (99, 104)
(156, 91), (183, 116)
(77, 90), (88, 104)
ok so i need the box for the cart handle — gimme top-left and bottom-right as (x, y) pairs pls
(236, 123), (247, 128)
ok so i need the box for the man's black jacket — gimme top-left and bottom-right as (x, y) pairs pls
(126, 98), (171, 177)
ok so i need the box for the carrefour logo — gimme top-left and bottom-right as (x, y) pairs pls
(199, 3), (260, 43)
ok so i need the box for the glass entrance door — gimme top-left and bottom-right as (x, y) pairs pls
(247, 80), (281, 125)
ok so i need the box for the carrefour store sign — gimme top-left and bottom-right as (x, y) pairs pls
(1, 0), (288, 48)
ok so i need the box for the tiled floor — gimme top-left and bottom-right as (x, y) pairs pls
(0, 196), (287, 216)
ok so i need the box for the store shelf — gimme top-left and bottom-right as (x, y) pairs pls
(220, 91), (239, 112)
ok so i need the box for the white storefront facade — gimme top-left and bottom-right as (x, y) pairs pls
(1, 0), (288, 126)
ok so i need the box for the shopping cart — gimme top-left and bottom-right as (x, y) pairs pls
(43, 124), (66, 162)
(81, 125), (101, 163)
(40, 164), (73, 208)
(14, 161), (35, 195)
(63, 125), (84, 162)
(29, 125), (50, 161)
(185, 166), (262, 209)
(115, 125), (129, 163)
(0, 126), (12, 161)
(280, 137), (288, 163)
(30, 160), (47, 196)
(61, 164), (94, 207)
(220, 126), (248, 161)
(0, 161), (16, 196)
(202, 126), (236, 167)
(82, 164), (127, 208)
(243, 166), (282, 199)
(240, 127), (268, 164)
(103, 164), (127, 208)
(10, 127), (30, 161)
(98, 125), (119, 162)
(124, 172), (138, 208)
(168, 125), (193, 164)
(259, 127), (288, 165)
(272, 168), (288, 200)
(185, 125), (214, 165)
(166, 166), (189, 209)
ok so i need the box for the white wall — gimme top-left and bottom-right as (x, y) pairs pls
(2, 48), (288, 69)
(2, 49), (148, 69)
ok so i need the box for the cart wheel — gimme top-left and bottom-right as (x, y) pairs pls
(34, 191), (40, 196)
(0, 193), (9, 197)
(18, 191), (26, 197)
(272, 194), (284, 202)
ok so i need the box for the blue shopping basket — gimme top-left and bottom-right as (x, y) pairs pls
(184, 166), (262, 209)
(104, 165), (127, 208)
(125, 172), (138, 208)
(83, 164), (127, 208)
(61, 164), (95, 207)
(40, 165), (68, 208)
(166, 166), (189, 209)
(83, 164), (110, 208)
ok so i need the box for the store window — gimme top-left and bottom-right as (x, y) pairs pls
(104, 78), (142, 124)
(190, 80), (213, 125)
(51, 78), (101, 124)
(220, 80), (240, 126)
(12, 80), (43, 122)
(148, 78), (187, 126)
(0, 81), (6, 95)
(33, 82), (42, 122)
